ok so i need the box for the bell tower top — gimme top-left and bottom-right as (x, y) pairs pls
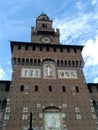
(31, 13), (60, 44)
(37, 13), (50, 20)
(36, 13), (53, 31)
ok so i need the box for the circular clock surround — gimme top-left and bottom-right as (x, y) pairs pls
(40, 36), (52, 43)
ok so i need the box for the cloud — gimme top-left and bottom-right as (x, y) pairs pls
(82, 36), (98, 66)
(53, 2), (98, 83)
(0, 66), (6, 80)
(82, 36), (98, 83)
(0, 64), (12, 80)
(76, 1), (83, 10)
(54, 11), (98, 45)
(53, 0), (98, 45)
(91, 0), (97, 5)
(55, 0), (72, 13)
(83, 63), (98, 83)
(93, 77), (98, 83)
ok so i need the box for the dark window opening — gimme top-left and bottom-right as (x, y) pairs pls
(40, 46), (42, 51)
(18, 45), (21, 50)
(79, 61), (83, 68)
(57, 60), (59, 66)
(74, 48), (77, 53)
(49, 85), (52, 92)
(67, 48), (70, 52)
(65, 60), (67, 67)
(32, 46), (35, 51)
(0, 100), (1, 109)
(76, 86), (79, 92)
(93, 100), (96, 106)
(17, 58), (21, 65)
(34, 59), (37, 66)
(38, 59), (41, 66)
(88, 86), (93, 93)
(25, 46), (28, 50)
(13, 58), (17, 66)
(61, 60), (63, 67)
(60, 48), (63, 52)
(26, 59), (29, 66)
(62, 86), (66, 92)
(2, 99), (7, 110)
(22, 58), (25, 65)
(76, 60), (78, 67)
(5, 85), (10, 92)
(53, 47), (56, 52)
(68, 60), (71, 67)
(30, 59), (33, 66)
(42, 17), (45, 21)
(42, 23), (47, 29)
(96, 86), (98, 92)
(47, 47), (49, 51)
(72, 61), (75, 67)
(20, 85), (24, 92)
(35, 85), (38, 92)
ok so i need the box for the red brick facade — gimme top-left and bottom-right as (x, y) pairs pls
(1, 14), (97, 130)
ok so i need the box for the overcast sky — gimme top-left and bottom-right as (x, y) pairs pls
(0, 0), (98, 83)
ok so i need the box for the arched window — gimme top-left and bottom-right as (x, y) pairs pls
(20, 85), (24, 92)
(30, 59), (33, 66)
(72, 60), (75, 67)
(49, 85), (52, 92)
(35, 85), (38, 92)
(26, 59), (29, 66)
(22, 58), (25, 65)
(68, 60), (71, 67)
(61, 60), (63, 67)
(62, 86), (66, 92)
(65, 60), (67, 67)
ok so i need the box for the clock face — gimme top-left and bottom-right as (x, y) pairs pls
(40, 36), (52, 43)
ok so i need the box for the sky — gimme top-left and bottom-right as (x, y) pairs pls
(0, 0), (98, 83)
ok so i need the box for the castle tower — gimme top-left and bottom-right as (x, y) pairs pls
(4, 13), (97, 130)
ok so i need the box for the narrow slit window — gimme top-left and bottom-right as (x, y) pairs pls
(57, 60), (59, 66)
(62, 86), (66, 92)
(76, 86), (79, 93)
(35, 85), (38, 92)
(49, 85), (52, 92)
(20, 85), (24, 92)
